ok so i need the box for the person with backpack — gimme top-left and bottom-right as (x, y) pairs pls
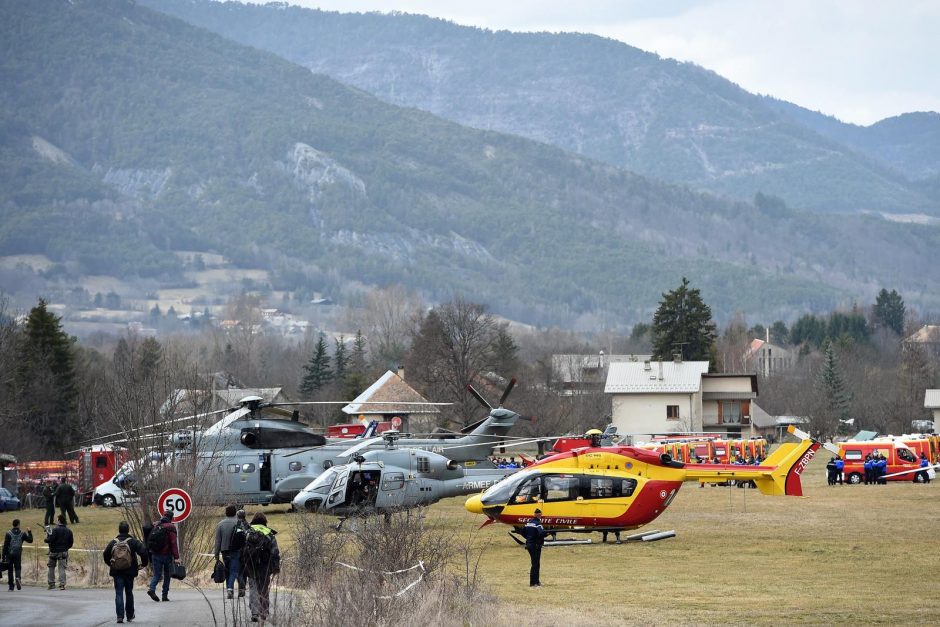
(214, 504), (247, 599)
(103, 521), (149, 623)
(44, 514), (73, 590)
(3, 519), (34, 591)
(242, 513), (280, 623)
(146, 510), (179, 603)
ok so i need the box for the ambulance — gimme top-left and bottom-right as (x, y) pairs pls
(836, 439), (934, 483)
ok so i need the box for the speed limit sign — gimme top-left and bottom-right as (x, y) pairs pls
(157, 488), (193, 523)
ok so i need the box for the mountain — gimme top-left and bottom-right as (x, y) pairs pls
(762, 98), (940, 183)
(143, 0), (940, 217)
(1, 0), (939, 329)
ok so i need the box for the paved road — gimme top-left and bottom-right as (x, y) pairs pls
(0, 584), (256, 626)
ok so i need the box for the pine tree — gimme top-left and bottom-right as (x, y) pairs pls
(815, 341), (852, 437)
(651, 277), (717, 364)
(14, 298), (79, 454)
(492, 326), (520, 379)
(872, 288), (905, 335)
(300, 333), (333, 397)
(343, 330), (369, 400)
(333, 335), (348, 384)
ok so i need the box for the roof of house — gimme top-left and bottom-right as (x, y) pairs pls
(552, 353), (652, 382)
(925, 389), (940, 409)
(605, 360), (709, 394)
(907, 325), (940, 343)
(343, 370), (440, 415)
(749, 402), (775, 428)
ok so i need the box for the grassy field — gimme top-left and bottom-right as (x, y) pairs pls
(3, 454), (939, 625)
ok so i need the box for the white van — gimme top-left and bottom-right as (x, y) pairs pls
(93, 463), (138, 507)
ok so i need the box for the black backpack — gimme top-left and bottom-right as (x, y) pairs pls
(242, 528), (272, 568)
(147, 523), (169, 553)
(7, 531), (24, 557)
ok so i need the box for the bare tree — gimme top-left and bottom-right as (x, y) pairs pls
(350, 285), (424, 369)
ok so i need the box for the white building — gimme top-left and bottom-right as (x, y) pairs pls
(925, 390), (940, 433)
(605, 359), (758, 440)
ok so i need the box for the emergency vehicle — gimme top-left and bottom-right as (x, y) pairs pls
(836, 440), (933, 483)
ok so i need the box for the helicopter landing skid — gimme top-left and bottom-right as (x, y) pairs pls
(508, 531), (593, 547)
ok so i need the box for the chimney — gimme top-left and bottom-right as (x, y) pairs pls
(658, 360), (664, 381)
(644, 360), (651, 371)
(766, 327), (770, 343)
(397, 365), (405, 381)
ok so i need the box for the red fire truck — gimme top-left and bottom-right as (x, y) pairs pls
(15, 445), (127, 504)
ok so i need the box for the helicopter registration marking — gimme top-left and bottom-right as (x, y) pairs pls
(463, 480), (495, 490)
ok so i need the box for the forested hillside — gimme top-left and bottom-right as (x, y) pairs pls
(146, 0), (940, 216)
(1, 0), (939, 328)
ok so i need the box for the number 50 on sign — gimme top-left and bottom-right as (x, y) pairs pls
(157, 488), (193, 523)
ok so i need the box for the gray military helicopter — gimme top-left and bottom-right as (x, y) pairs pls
(291, 432), (517, 520)
(77, 380), (526, 506)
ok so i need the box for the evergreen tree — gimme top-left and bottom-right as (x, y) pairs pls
(815, 341), (852, 437)
(770, 320), (789, 345)
(492, 326), (520, 379)
(872, 288), (905, 335)
(138, 336), (163, 380)
(333, 335), (348, 384)
(343, 330), (369, 400)
(14, 298), (79, 454)
(651, 277), (717, 364)
(300, 333), (333, 397)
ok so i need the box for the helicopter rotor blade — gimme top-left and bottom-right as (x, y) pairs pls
(498, 378), (517, 407)
(265, 401), (452, 407)
(335, 437), (385, 458)
(466, 384), (492, 411)
(73, 409), (218, 448)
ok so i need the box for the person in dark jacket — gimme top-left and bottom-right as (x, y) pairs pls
(45, 515), (74, 590)
(3, 519), (34, 590)
(826, 457), (837, 485)
(55, 478), (79, 524)
(103, 521), (149, 623)
(147, 510), (180, 603)
(522, 509), (548, 587)
(243, 512), (280, 622)
(42, 480), (56, 526)
(213, 504), (246, 599)
(834, 456), (845, 484)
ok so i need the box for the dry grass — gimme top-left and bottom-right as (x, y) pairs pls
(4, 453), (939, 624)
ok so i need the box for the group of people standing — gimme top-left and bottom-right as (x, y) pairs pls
(213, 505), (280, 623)
(862, 453), (889, 484)
(826, 456), (846, 485)
(42, 477), (79, 525)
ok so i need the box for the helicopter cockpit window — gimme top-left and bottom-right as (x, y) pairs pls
(241, 463), (256, 473)
(512, 476), (542, 504)
(543, 475), (579, 502)
(897, 448), (916, 463)
(416, 457), (431, 473)
(227, 464), (239, 474)
(481, 469), (537, 505)
(382, 472), (404, 491)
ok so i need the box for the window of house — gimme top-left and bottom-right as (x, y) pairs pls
(666, 405), (680, 420)
(722, 401), (742, 424)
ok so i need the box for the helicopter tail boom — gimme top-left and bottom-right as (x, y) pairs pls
(682, 438), (821, 497)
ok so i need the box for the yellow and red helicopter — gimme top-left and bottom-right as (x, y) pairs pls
(465, 426), (826, 539)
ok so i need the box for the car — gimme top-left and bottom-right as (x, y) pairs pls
(0, 487), (21, 511)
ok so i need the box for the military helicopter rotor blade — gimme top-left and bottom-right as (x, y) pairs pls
(265, 401), (452, 407)
(73, 407), (226, 447)
(498, 378), (517, 407)
(438, 437), (554, 452)
(466, 384), (492, 411)
(335, 436), (385, 458)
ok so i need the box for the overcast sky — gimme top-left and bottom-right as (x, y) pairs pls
(284, 0), (940, 126)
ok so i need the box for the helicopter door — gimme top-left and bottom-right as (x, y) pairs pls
(376, 471), (406, 508)
(324, 465), (350, 511)
(260, 454), (272, 492)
